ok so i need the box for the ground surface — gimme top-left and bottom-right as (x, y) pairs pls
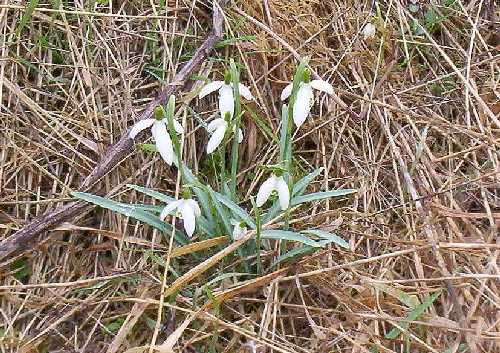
(1, 1), (499, 352)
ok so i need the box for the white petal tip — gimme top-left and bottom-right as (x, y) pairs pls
(199, 81), (224, 99)
(310, 80), (334, 95)
(280, 83), (293, 101)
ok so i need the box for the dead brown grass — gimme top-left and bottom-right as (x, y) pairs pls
(1, 0), (499, 352)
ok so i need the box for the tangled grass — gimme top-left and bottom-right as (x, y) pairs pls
(1, 0), (499, 352)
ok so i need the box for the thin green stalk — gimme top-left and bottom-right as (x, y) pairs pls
(283, 57), (309, 185)
(219, 145), (227, 194)
(279, 104), (290, 167)
(251, 197), (262, 275)
(165, 96), (186, 185)
(279, 104), (292, 234)
(229, 59), (242, 200)
(278, 58), (309, 238)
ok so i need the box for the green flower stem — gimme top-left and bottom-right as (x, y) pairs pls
(283, 58), (309, 185)
(165, 97), (186, 187)
(251, 197), (262, 275)
(219, 144), (227, 194)
(229, 59), (241, 200)
(279, 58), (309, 239)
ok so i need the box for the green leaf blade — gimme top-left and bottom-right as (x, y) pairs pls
(292, 167), (324, 196)
(261, 230), (321, 247)
(212, 192), (256, 229)
(302, 229), (349, 249)
(126, 184), (175, 203)
(72, 191), (188, 245)
(291, 189), (357, 206)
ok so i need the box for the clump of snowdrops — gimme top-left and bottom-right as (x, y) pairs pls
(73, 58), (355, 280)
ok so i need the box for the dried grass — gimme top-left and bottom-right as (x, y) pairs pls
(1, 0), (499, 352)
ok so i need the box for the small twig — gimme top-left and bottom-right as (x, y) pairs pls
(0, 1), (228, 262)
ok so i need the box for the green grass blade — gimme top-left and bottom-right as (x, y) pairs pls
(385, 291), (441, 339)
(16, 0), (39, 36)
(247, 107), (278, 143)
(371, 282), (420, 309)
(215, 35), (257, 49)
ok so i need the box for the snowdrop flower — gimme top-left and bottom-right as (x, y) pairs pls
(198, 79), (253, 119)
(362, 22), (376, 40)
(206, 118), (243, 154)
(128, 114), (184, 166)
(160, 198), (201, 237)
(280, 78), (334, 128)
(242, 340), (264, 353)
(256, 174), (290, 210)
(231, 219), (247, 240)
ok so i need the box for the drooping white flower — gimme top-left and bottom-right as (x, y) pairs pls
(281, 79), (334, 128)
(160, 198), (201, 237)
(199, 80), (253, 119)
(256, 174), (290, 210)
(242, 340), (264, 353)
(362, 23), (376, 40)
(231, 219), (247, 240)
(206, 118), (244, 154)
(128, 116), (184, 165)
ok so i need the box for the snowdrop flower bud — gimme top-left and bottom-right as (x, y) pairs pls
(281, 78), (334, 129)
(242, 340), (264, 353)
(362, 22), (376, 40)
(256, 174), (290, 210)
(160, 198), (201, 237)
(231, 219), (247, 240)
(128, 105), (184, 166)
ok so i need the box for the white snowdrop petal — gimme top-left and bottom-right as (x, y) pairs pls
(232, 225), (241, 239)
(207, 118), (226, 133)
(187, 199), (201, 217)
(256, 176), (277, 207)
(238, 128), (243, 143)
(233, 224), (247, 240)
(179, 202), (196, 237)
(129, 118), (155, 139)
(310, 80), (334, 95)
(238, 83), (253, 100)
(207, 123), (227, 154)
(152, 121), (174, 165)
(218, 84), (234, 119)
(362, 23), (376, 39)
(293, 84), (314, 128)
(280, 83), (293, 101)
(173, 120), (184, 134)
(275, 176), (290, 210)
(160, 201), (180, 220)
(198, 81), (224, 99)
